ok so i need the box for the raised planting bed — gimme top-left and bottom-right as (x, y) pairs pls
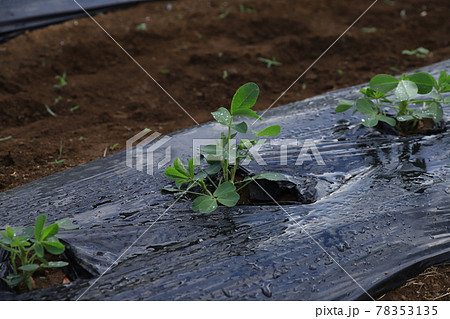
(0, 60), (448, 300)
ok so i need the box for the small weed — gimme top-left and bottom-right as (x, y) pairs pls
(258, 57), (282, 68)
(0, 136), (12, 142)
(159, 69), (170, 74)
(222, 70), (229, 80)
(79, 137), (85, 141)
(389, 66), (400, 73)
(53, 96), (62, 105)
(239, 3), (256, 13)
(44, 104), (57, 117)
(50, 159), (65, 165)
(219, 7), (232, 19)
(361, 27), (377, 33)
(136, 23), (147, 31)
(54, 72), (67, 89)
(110, 143), (120, 151)
(302, 83), (307, 90)
(69, 105), (80, 112)
(383, 0), (395, 5)
(337, 69), (344, 75)
(58, 139), (64, 157)
(402, 47), (429, 59)
(0, 214), (78, 291)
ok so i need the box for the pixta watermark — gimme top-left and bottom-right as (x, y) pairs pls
(126, 129), (325, 175)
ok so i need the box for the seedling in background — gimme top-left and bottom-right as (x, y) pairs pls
(50, 159), (65, 165)
(54, 72), (67, 89)
(58, 139), (64, 157)
(219, 7), (231, 19)
(69, 105), (80, 112)
(258, 57), (282, 69)
(222, 70), (228, 80)
(402, 47), (429, 59)
(53, 96), (62, 105)
(336, 71), (450, 129)
(0, 214), (78, 291)
(0, 136), (12, 142)
(164, 82), (284, 214)
(239, 3), (256, 13)
(361, 27), (377, 33)
(136, 23), (147, 31)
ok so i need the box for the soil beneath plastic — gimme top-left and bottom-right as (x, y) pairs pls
(0, 0), (449, 300)
(14, 254), (70, 294)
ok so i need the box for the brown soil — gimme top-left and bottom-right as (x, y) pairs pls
(379, 264), (450, 301)
(0, 0), (449, 300)
(15, 254), (70, 294)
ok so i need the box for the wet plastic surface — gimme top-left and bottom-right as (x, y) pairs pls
(0, 0), (152, 42)
(0, 60), (449, 300)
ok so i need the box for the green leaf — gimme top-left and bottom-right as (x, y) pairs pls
(428, 102), (443, 122)
(257, 172), (286, 181)
(188, 158), (195, 178)
(22, 226), (34, 239)
(438, 71), (447, 86)
(407, 72), (434, 94)
(211, 107), (232, 125)
(164, 167), (188, 180)
(5, 226), (14, 239)
(336, 99), (354, 112)
(395, 80), (418, 101)
(43, 241), (65, 255)
(355, 99), (377, 114)
(230, 82), (259, 114)
(397, 115), (414, 122)
(232, 108), (262, 120)
(213, 181), (236, 197)
(42, 224), (59, 241)
(173, 158), (189, 177)
(35, 243), (44, 258)
(205, 162), (222, 175)
(217, 191), (240, 207)
(231, 121), (248, 133)
(369, 74), (399, 93)
(161, 187), (181, 193)
(361, 115), (379, 127)
(42, 261), (69, 268)
(19, 264), (40, 272)
(55, 218), (79, 230)
(377, 115), (396, 126)
(429, 91), (442, 100)
(202, 144), (218, 154)
(255, 125), (280, 137)
(411, 110), (432, 120)
(3, 274), (24, 286)
(35, 214), (47, 241)
(192, 196), (218, 214)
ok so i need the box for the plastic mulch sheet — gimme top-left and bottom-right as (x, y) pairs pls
(0, 60), (449, 300)
(0, 0), (152, 42)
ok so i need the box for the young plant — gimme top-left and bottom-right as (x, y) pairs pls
(164, 82), (284, 213)
(258, 57), (282, 69)
(54, 72), (67, 89)
(0, 214), (78, 291)
(402, 47), (429, 59)
(336, 71), (450, 130)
